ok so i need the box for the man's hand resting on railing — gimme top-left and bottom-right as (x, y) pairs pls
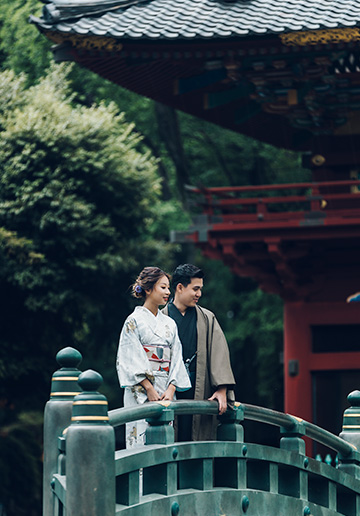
(208, 386), (227, 415)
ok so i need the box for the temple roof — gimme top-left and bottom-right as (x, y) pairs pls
(31, 0), (360, 295)
(31, 1), (360, 152)
(33, 0), (360, 41)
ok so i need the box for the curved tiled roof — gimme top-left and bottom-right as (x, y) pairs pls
(33, 0), (360, 40)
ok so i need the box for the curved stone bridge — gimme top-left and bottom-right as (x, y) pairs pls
(43, 348), (360, 516)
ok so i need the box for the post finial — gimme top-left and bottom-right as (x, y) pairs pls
(56, 347), (82, 368)
(347, 390), (360, 407)
(71, 369), (109, 424)
(77, 369), (103, 392)
(50, 347), (83, 400)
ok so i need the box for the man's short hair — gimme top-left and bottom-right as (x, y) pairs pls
(172, 263), (204, 290)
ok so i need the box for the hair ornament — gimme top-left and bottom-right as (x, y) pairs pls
(135, 285), (143, 294)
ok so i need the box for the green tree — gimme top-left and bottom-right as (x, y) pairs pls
(0, 63), (188, 515)
(0, 64), (179, 407)
(0, 0), (52, 81)
(0, 411), (43, 516)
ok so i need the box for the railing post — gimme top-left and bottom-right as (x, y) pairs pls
(256, 198), (267, 221)
(66, 370), (115, 516)
(204, 191), (214, 216)
(280, 417), (308, 501)
(215, 404), (245, 490)
(146, 402), (175, 445)
(340, 390), (360, 449)
(43, 347), (82, 516)
(280, 416), (306, 454)
(310, 184), (321, 212)
(144, 403), (176, 495)
(217, 402), (245, 442)
(339, 390), (360, 478)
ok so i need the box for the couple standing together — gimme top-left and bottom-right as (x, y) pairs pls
(116, 264), (235, 448)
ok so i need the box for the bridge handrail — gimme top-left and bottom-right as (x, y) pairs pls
(43, 351), (360, 516)
(303, 419), (355, 457)
(244, 403), (355, 457)
(108, 400), (355, 458)
(109, 400), (218, 427)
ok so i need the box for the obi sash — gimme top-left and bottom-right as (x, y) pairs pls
(143, 344), (171, 372)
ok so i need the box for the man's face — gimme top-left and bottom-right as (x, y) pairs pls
(175, 277), (203, 308)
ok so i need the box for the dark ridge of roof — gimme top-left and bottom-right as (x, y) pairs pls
(40, 0), (145, 23)
(32, 0), (360, 41)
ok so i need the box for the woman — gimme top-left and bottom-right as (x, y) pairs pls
(116, 266), (191, 448)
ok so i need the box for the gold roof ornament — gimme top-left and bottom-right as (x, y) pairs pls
(44, 30), (123, 52)
(280, 27), (360, 46)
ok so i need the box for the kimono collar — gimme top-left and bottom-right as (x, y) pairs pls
(135, 305), (160, 318)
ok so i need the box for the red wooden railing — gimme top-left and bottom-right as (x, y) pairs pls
(186, 180), (360, 226)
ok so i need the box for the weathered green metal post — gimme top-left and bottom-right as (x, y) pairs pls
(217, 402), (244, 442)
(65, 369), (115, 516)
(146, 401), (175, 445)
(280, 417), (308, 501)
(215, 403), (245, 490)
(143, 402), (176, 496)
(339, 390), (360, 479)
(340, 391), (360, 449)
(43, 347), (82, 516)
(280, 417), (306, 454)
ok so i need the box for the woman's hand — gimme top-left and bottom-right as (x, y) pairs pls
(140, 378), (161, 401)
(160, 383), (176, 401)
(146, 385), (161, 401)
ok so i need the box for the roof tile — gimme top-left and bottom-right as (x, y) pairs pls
(32, 0), (360, 40)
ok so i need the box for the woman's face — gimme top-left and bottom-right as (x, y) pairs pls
(146, 275), (170, 307)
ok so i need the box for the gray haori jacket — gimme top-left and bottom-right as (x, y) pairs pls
(162, 304), (235, 441)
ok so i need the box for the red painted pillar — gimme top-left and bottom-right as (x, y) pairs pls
(284, 300), (360, 457)
(284, 302), (312, 422)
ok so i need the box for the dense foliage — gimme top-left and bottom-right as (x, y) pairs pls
(0, 64), (170, 402)
(0, 1), (310, 514)
(0, 65), (183, 515)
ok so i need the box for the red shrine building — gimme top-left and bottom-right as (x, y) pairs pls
(32, 0), (360, 441)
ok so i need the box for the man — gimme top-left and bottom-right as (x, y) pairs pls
(162, 263), (235, 441)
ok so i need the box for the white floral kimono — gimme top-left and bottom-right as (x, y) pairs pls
(116, 306), (191, 448)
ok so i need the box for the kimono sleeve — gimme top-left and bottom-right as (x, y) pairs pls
(167, 323), (191, 392)
(208, 314), (236, 389)
(116, 316), (154, 388)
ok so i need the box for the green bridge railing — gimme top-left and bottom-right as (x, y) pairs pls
(43, 348), (360, 516)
